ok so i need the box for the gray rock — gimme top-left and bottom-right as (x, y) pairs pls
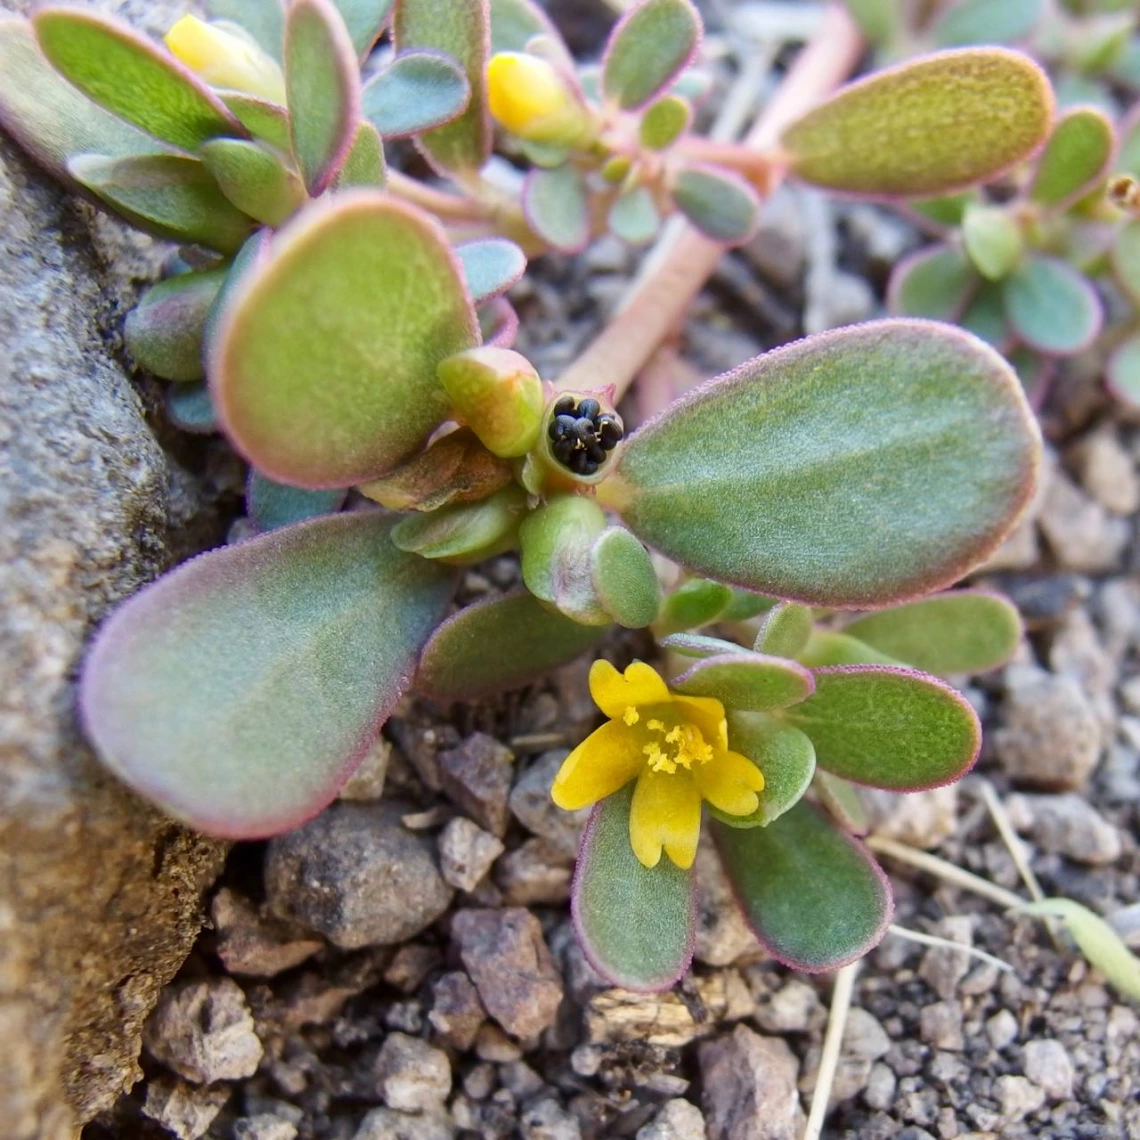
(474, 1023), (523, 1063)
(742, 186), (806, 289)
(438, 816), (505, 892)
(754, 980), (823, 1034)
(265, 801), (454, 949)
(452, 908), (564, 1040)
(233, 1115), (300, 1140)
(509, 750), (589, 858)
(427, 971), (486, 1052)
(918, 1001), (963, 1051)
(143, 978), (263, 1084)
(1038, 468), (1129, 572)
(211, 889), (324, 978)
(699, 1026), (803, 1140)
(520, 1097), (582, 1140)
(383, 945), (443, 994)
(439, 733), (514, 836)
(462, 1062), (496, 1100)
(142, 1077), (230, 1140)
(862, 786), (958, 849)
(1070, 427), (1140, 515)
(0, 22), (234, 1131)
(337, 735), (391, 801)
(863, 1063), (896, 1112)
(353, 1107), (455, 1140)
(1023, 1039), (1075, 1100)
(1007, 793), (1123, 865)
(995, 666), (1102, 789)
(637, 1098), (708, 1140)
(694, 836), (757, 967)
(495, 837), (574, 906)
(995, 1074), (1046, 1121)
(374, 1033), (452, 1113)
(917, 916), (974, 999)
(986, 1009), (1019, 1050)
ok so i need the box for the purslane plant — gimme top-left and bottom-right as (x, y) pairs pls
(0, 1), (1052, 978)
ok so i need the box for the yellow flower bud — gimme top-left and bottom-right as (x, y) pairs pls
(486, 52), (593, 147)
(165, 15), (286, 104)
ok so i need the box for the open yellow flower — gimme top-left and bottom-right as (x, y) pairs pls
(552, 660), (765, 870)
(486, 52), (594, 147)
(165, 15), (286, 104)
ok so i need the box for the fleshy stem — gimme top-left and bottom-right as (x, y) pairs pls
(553, 3), (864, 400)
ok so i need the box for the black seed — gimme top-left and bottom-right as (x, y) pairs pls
(577, 398), (600, 421)
(600, 436), (618, 451)
(573, 416), (595, 440)
(580, 457), (599, 475)
(586, 440), (606, 462)
(568, 449), (588, 473)
(598, 417), (623, 446)
(551, 414), (577, 440)
(553, 438), (576, 462)
(553, 395), (576, 417)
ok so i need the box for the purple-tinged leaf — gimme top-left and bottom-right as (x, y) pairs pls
(797, 631), (900, 669)
(841, 590), (1021, 676)
(333, 120), (387, 187)
(962, 203), (1023, 281)
(673, 652), (814, 712)
(199, 137), (307, 226)
(1112, 220), (1140, 305)
(930, 0), (1044, 48)
(208, 0), (286, 62)
(886, 243), (975, 320)
(1002, 255), (1103, 357)
(660, 632), (750, 659)
(713, 800), (892, 971)
(478, 296), (520, 347)
(333, 0), (396, 59)
(591, 526), (661, 629)
(285, 0), (362, 195)
(656, 579), (733, 635)
(782, 666), (981, 791)
(203, 229), (272, 356)
(1030, 105), (1115, 210)
(523, 164), (590, 253)
(80, 512), (456, 838)
(126, 268), (226, 382)
(608, 186), (660, 245)
(246, 470), (347, 531)
(754, 602), (813, 659)
(212, 192), (479, 489)
(456, 238), (526, 304)
(391, 485), (526, 563)
(221, 92), (291, 151)
(959, 282), (1012, 349)
(602, 0), (702, 111)
(671, 164), (759, 245)
(1108, 331), (1140, 410)
(33, 7), (246, 150)
(489, 0), (565, 58)
(606, 321), (1041, 608)
(362, 48), (471, 137)
(166, 382), (219, 434)
(573, 784), (695, 991)
(814, 770), (870, 835)
(416, 590), (607, 701)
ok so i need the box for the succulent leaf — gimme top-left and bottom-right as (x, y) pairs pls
(199, 137), (307, 226)
(166, 382), (219, 434)
(1030, 106), (1115, 209)
(331, 0), (395, 59)
(334, 120), (387, 187)
(608, 186), (661, 245)
(930, 0), (1044, 48)
(207, 0), (286, 62)
(246, 471), (347, 531)
(753, 602), (814, 659)
(590, 526), (662, 629)
(656, 579), (733, 635)
(673, 653), (815, 712)
(454, 238), (527, 304)
(670, 164), (759, 244)
(523, 164), (591, 253)
(126, 268), (226, 382)
(962, 203), (1023, 281)
(520, 496), (611, 625)
(390, 485), (526, 562)
(887, 244), (975, 320)
(602, 0), (702, 111)
(1002, 254), (1104, 357)
(362, 49), (472, 138)
(814, 770), (870, 835)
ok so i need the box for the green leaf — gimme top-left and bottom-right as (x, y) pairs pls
(519, 496), (610, 625)
(844, 0), (903, 45)
(781, 666), (980, 790)
(222, 91), (292, 150)
(334, 120), (387, 187)
(523, 164), (590, 253)
(959, 282), (1011, 348)
(489, 0), (563, 56)
(166, 382), (219, 434)
(1107, 332), (1140, 409)
(887, 244), (975, 320)
(591, 526), (662, 629)
(391, 485), (526, 562)
(33, 7), (245, 150)
(908, 190), (977, 229)
(608, 186), (661, 245)
(719, 590), (778, 622)
(1112, 220), (1140, 304)
(208, 0), (286, 61)
(673, 652), (814, 712)
(68, 153), (253, 254)
(782, 48), (1053, 197)
(362, 49), (471, 138)
(203, 229), (272, 352)
(608, 320), (1040, 607)
(713, 801), (892, 971)
(285, 0), (362, 195)
(333, 0), (395, 59)
(656, 579), (733, 635)
(1002, 255), (1103, 357)
(1119, 107), (1140, 176)
(573, 784), (695, 990)
(602, 0), (701, 111)
(79, 513), (455, 837)
(125, 268), (226, 382)
(841, 590), (1021, 675)
(1030, 106), (1115, 208)
(213, 193), (479, 488)
(660, 632), (748, 659)
(416, 590), (607, 701)
(754, 602), (814, 659)
(708, 712), (815, 828)
(0, 16), (171, 187)
(814, 770), (870, 835)
(962, 203), (1023, 281)
(671, 165), (759, 244)
(200, 137), (307, 226)
(1015, 899), (1140, 1001)
(640, 93), (691, 150)
(246, 470), (346, 531)
(796, 630), (901, 669)
(931, 0), (1044, 48)
(393, 0), (492, 176)
(455, 238), (527, 304)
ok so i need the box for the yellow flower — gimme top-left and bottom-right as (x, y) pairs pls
(486, 52), (593, 147)
(165, 15), (286, 104)
(552, 660), (765, 870)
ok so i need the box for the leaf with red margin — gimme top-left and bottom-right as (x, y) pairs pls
(713, 800), (892, 972)
(781, 666), (981, 791)
(80, 512), (456, 838)
(573, 783), (696, 991)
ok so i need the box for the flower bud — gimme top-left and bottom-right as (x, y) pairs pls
(165, 15), (286, 104)
(486, 52), (594, 147)
(437, 346), (545, 458)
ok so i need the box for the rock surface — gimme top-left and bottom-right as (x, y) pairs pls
(0, 2), (230, 1133)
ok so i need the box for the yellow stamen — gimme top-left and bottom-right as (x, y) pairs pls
(623, 706), (640, 726)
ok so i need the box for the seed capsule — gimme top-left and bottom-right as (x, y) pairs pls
(577, 397), (601, 421)
(553, 395), (577, 417)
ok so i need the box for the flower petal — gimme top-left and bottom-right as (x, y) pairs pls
(589, 658), (670, 719)
(552, 720), (644, 810)
(694, 748), (766, 817)
(674, 693), (729, 749)
(629, 769), (702, 870)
